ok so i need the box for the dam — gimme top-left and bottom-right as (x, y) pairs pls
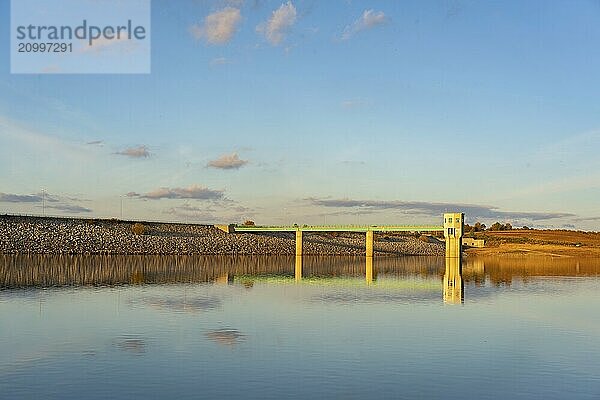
(220, 212), (465, 258)
(222, 212), (466, 303)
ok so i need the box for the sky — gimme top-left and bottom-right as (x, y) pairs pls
(1, 0), (600, 229)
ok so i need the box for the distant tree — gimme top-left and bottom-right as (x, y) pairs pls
(489, 222), (503, 231)
(522, 226), (530, 230)
(243, 220), (255, 226)
(474, 222), (486, 232)
(488, 222), (513, 231)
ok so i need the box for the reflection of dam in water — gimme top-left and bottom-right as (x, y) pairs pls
(0, 255), (446, 287)
(2, 255), (600, 305)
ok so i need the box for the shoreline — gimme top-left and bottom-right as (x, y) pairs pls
(3, 215), (598, 258)
(0, 215), (445, 256)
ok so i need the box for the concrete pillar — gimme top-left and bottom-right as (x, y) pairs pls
(443, 212), (464, 258)
(366, 230), (374, 258)
(443, 256), (463, 304)
(295, 230), (303, 256)
(295, 255), (302, 282)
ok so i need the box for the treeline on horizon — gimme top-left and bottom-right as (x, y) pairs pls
(465, 222), (531, 233)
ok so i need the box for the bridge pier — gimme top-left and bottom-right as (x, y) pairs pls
(366, 230), (374, 257)
(295, 230), (303, 256)
(443, 212), (464, 258)
(231, 216), (465, 259)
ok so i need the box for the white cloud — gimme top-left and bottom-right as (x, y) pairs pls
(78, 36), (139, 54)
(341, 9), (387, 40)
(44, 203), (92, 213)
(210, 57), (231, 66)
(129, 185), (225, 200)
(0, 193), (45, 203)
(257, 1), (297, 45)
(306, 197), (575, 222)
(207, 153), (248, 169)
(190, 7), (242, 45)
(0, 191), (92, 213)
(115, 145), (150, 158)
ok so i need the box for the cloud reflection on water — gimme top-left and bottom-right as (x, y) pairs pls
(204, 329), (246, 347)
(129, 295), (222, 313)
(114, 335), (146, 355)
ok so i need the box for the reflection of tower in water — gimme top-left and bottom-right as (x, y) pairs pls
(443, 257), (463, 304)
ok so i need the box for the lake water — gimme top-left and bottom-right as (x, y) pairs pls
(1, 255), (600, 399)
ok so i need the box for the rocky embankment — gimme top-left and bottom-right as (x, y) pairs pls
(0, 215), (445, 256)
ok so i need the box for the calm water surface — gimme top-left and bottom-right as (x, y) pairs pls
(1, 255), (600, 399)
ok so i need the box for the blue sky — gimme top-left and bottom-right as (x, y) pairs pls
(1, 0), (600, 229)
